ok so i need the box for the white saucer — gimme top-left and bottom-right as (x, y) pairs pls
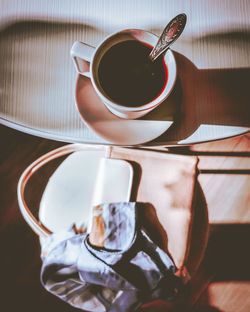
(75, 75), (176, 145)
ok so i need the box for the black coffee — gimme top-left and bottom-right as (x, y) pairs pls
(98, 40), (168, 107)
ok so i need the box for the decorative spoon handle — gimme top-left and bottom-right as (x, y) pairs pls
(149, 13), (187, 62)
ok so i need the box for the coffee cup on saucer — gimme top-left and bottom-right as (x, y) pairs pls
(71, 29), (177, 119)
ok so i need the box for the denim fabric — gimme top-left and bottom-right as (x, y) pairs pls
(41, 202), (181, 312)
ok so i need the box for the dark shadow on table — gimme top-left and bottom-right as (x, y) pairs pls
(190, 223), (250, 312)
(139, 208), (250, 311)
(139, 182), (209, 312)
(166, 146), (250, 158)
(152, 50), (250, 145)
(203, 223), (250, 281)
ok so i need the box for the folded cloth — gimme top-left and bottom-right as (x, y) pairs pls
(41, 202), (182, 312)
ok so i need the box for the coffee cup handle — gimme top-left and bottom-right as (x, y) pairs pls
(70, 41), (95, 78)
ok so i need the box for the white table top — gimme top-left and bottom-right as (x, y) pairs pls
(0, 0), (249, 146)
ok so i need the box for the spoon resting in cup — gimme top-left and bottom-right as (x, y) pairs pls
(149, 13), (187, 62)
(132, 13), (186, 87)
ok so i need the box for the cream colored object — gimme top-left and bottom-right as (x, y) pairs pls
(88, 157), (133, 232)
(92, 158), (133, 206)
(39, 150), (133, 233)
(39, 150), (102, 232)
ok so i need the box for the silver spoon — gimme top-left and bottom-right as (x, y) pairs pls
(149, 13), (187, 62)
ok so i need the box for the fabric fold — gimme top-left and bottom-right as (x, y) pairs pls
(41, 202), (182, 312)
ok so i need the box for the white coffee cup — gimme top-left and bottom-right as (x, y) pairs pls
(71, 29), (177, 119)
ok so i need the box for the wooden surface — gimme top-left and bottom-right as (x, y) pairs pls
(0, 125), (249, 311)
(1, 0), (250, 145)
